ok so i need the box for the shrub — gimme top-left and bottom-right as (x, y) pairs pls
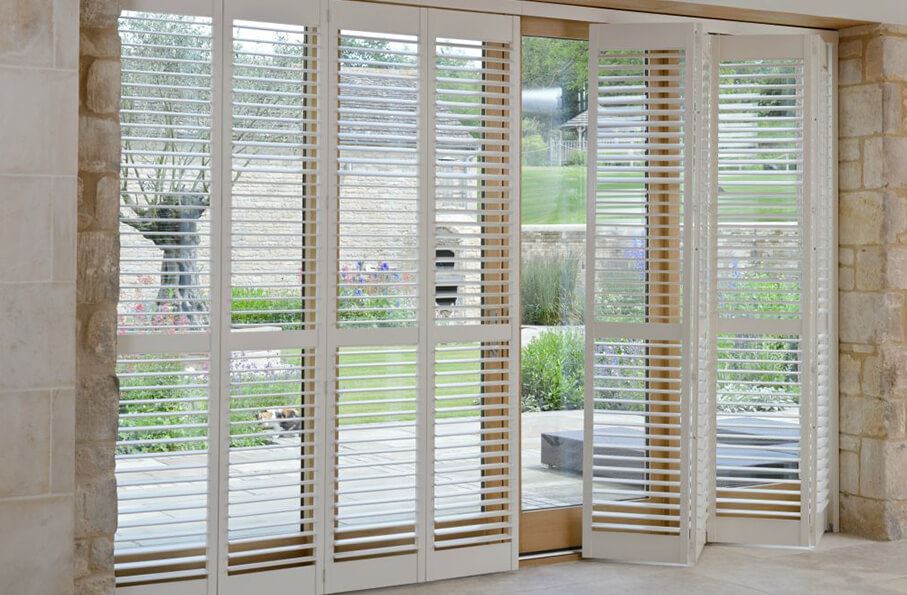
(717, 384), (798, 413)
(521, 251), (582, 325)
(521, 329), (584, 412)
(564, 148), (586, 166)
(522, 133), (549, 166)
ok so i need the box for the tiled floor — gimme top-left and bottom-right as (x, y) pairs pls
(366, 534), (907, 594)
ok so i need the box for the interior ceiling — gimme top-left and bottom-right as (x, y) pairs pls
(527, 0), (871, 30)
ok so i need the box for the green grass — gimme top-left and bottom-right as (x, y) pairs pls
(521, 165), (587, 224)
(521, 165), (798, 225)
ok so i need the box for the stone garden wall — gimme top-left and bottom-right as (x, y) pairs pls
(838, 24), (907, 540)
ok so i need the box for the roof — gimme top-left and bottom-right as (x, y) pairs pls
(560, 110), (588, 130)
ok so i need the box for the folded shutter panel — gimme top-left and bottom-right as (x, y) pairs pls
(116, 9), (216, 592)
(710, 34), (824, 547)
(583, 22), (707, 565)
(427, 10), (519, 580)
(325, 3), (423, 592)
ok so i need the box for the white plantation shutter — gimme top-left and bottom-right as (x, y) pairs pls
(583, 23), (707, 565)
(325, 4), (518, 591)
(709, 34), (828, 547)
(427, 10), (518, 580)
(116, 9), (217, 592)
(221, 2), (323, 592)
(326, 3), (423, 592)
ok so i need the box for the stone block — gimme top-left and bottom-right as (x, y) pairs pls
(86, 58), (120, 115)
(883, 191), (907, 243)
(77, 231), (119, 305)
(0, 0), (54, 67)
(94, 175), (120, 231)
(839, 138), (861, 162)
(840, 433), (861, 453)
(840, 192), (884, 246)
(839, 58), (862, 85)
(839, 161), (861, 191)
(75, 375), (119, 443)
(856, 246), (883, 291)
(882, 83), (903, 133)
(0, 67), (77, 176)
(0, 495), (73, 595)
(78, 115), (120, 174)
(839, 353), (861, 395)
(0, 283), (76, 392)
(839, 267), (854, 291)
(0, 391), (51, 498)
(0, 176), (53, 282)
(840, 85), (883, 137)
(80, 0), (120, 28)
(83, 308), (117, 368)
(883, 136), (907, 189)
(887, 247), (907, 289)
(840, 449), (859, 495)
(53, 176), (78, 284)
(862, 136), (883, 189)
(840, 291), (884, 344)
(52, 388), (76, 492)
(882, 36), (907, 82)
(862, 355), (882, 398)
(79, 27), (120, 59)
(75, 473), (118, 537)
(839, 38), (863, 59)
(840, 247), (855, 267)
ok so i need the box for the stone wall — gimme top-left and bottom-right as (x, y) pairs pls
(0, 0), (79, 593)
(838, 24), (907, 540)
(76, 0), (121, 592)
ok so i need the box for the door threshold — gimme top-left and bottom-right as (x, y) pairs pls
(519, 549), (582, 567)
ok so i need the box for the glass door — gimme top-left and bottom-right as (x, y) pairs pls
(519, 18), (588, 555)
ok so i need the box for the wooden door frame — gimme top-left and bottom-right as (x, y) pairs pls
(518, 16), (589, 556)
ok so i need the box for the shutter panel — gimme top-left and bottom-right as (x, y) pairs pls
(325, 3), (423, 592)
(583, 23), (706, 565)
(221, 2), (322, 592)
(116, 10), (216, 592)
(427, 10), (519, 580)
(710, 34), (824, 547)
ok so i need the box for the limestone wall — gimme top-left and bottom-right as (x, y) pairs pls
(838, 24), (907, 539)
(0, 0), (79, 593)
(76, 0), (121, 592)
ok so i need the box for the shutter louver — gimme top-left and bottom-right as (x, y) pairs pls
(584, 23), (705, 565)
(115, 353), (211, 586)
(119, 11), (213, 335)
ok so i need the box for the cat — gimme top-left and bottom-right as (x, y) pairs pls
(256, 407), (303, 439)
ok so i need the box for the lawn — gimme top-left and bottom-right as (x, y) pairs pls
(521, 165), (586, 224)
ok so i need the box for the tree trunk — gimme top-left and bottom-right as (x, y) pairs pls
(152, 218), (207, 330)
